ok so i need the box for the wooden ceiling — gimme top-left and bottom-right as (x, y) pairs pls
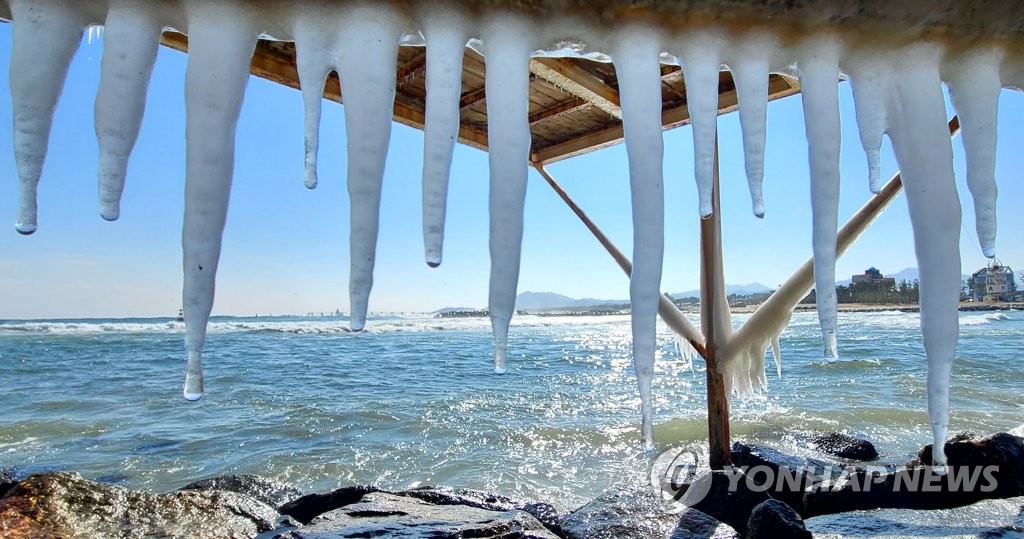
(160, 32), (801, 165)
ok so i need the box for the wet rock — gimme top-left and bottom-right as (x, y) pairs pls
(396, 486), (562, 536)
(670, 508), (740, 538)
(274, 491), (558, 538)
(810, 432), (879, 461)
(745, 499), (811, 539)
(278, 485), (378, 524)
(686, 470), (774, 535)
(731, 442), (839, 513)
(0, 469), (15, 500)
(181, 473), (304, 509)
(560, 487), (682, 539)
(0, 472), (277, 538)
(804, 433), (1024, 517)
(521, 501), (564, 537)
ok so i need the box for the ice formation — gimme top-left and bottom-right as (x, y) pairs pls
(4, 1), (1017, 464)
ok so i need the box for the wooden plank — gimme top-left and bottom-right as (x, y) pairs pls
(529, 58), (622, 120)
(531, 74), (799, 164)
(529, 98), (590, 126)
(396, 49), (427, 88)
(160, 31), (490, 152)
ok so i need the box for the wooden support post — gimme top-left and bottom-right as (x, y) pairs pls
(700, 136), (731, 470)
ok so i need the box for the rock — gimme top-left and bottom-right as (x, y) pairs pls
(521, 501), (565, 537)
(804, 432), (1024, 517)
(745, 499), (811, 539)
(560, 487), (683, 539)
(730, 442), (840, 513)
(396, 486), (563, 537)
(917, 432), (1024, 497)
(0, 472), (277, 538)
(278, 485), (378, 524)
(273, 490), (559, 538)
(810, 432), (879, 461)
(0, 469), (15, 500)
(686, 470), (774, 535)
(181, 473), (304, 509)
(670, 508), (740, 538)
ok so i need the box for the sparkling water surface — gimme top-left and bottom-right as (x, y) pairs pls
(1, 310), (1022, 535)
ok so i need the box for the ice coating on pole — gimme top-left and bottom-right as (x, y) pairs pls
(797, 37), (842, 360)
(728, 34), (773, 218)
(884, 45), (961, 468)
(612, 26), (666, 451)
(847, 56), (890, 194)
(946, 48), (1002, 259)
(675, 33), (722, 219)
(7, 0), (87, 234)
(482, 13), (534, 374)
(94, 0), (162, 221)
(335, 8), (402, 332)
(420, 9), (469, 268)
(181, 1), (259, 401)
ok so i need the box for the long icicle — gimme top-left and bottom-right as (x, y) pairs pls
(420, 9), (469, 267)
(847, 56), (891, 194)
(335, 7), (402, 332)
(676, 33), (722, 219)
(292, 9), (334, 190)
(482, 13), (534, 374)
(7, 0), (87, 234)
(181, 1), (258, 401)
(94, 0), (162, 221)
(946, 47), (1003, 258)
(886, 45), (962, 468)
(612, 26), (666, 451)
(798, 37), (842, 360)
(729, 34), (774, 217)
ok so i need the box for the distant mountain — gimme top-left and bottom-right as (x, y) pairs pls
(516, 283), (772, 311)
(669, 283), (772, 299)
(515, 292), (624, 311)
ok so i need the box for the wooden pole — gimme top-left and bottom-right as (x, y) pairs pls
(699, 135), (731, 470)
(532, 164), (707, 356)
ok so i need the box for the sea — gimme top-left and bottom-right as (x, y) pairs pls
(1, 309), (1022, 537)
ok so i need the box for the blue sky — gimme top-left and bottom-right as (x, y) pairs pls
(1, 27), (1022, 318)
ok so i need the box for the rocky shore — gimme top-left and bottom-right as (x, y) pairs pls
(2, 432), (1022, 538)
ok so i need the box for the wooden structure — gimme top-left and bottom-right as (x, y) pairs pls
(159, 32), (800, 165)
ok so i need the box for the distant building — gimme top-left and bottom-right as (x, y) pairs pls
(852, 267), (896, 287)
(969, 261), (1017, 302)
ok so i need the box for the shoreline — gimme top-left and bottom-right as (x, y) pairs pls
(511, 302), (1024, 317)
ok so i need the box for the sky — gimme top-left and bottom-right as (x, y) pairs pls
(0, 26), (1022, 319)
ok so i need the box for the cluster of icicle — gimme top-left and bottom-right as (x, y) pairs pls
(7, 0), (1014, 466)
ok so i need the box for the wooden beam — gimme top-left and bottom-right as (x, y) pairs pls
(159, 31), (490, 152)
(528, 98), (590, 126)
(396, 50), (428, 88)
(530, 74), (799, 164)
(529, 58), (622, 120)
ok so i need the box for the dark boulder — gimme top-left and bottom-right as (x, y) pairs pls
(560, 487), (685, 539)
(810, 432), (879, 461)
(731, 442), (840, 513)
(181, 473), (304, 509)
(671, 508), (740, 538)
(273, 490), (559, 538)
(686, 470), (774, 535)
(278, 485), (378, 524)
(396, 486), (563, 536)
(0, 469), (15, 500)
(805, 432), (1024, 517)
(745, 499), (811, 539)
(0, 472), (277, 538)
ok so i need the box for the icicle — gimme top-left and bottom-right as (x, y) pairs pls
(94, 0), (162, 221)
(771, 335), (782, 378)
(420, 9), (469, 267)
(482, 13), (534, 374)
(292, 11), (334, 190)
(7, 0), (87, 234)
(675, 32), (722, 218)
(885, 44), (961, 469)
(728, 34), (774, 217)
(333, 8), (403, 332)
(612, 26), (666, 452)
(847, 58), (890, 194)
(181, 1), (259, 401)
(797, 36), (842, 360)
(946, 47), (1003, 258)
